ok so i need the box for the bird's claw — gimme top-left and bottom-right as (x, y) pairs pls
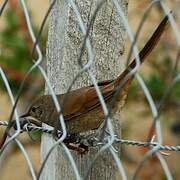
(150, 134), (171, 156)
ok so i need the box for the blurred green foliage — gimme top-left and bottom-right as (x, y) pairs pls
(128, 57), (179, 104)
(148, 57), (179, 101)
(0, 9), (179, 106)
(0, 10), (31, 74)
(0, 9), (47, 93)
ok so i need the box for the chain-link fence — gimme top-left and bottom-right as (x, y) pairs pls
(0, 0), (179, 179)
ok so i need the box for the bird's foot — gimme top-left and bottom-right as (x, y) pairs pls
(75, 131), (103, 148)
(55, 133), (89, 154)
(66, 142), (89, 155)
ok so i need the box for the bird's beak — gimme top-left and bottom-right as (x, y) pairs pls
(0, 113), (42, 149)
(20, 113), (29, 118)
(20, 113), (42, 127)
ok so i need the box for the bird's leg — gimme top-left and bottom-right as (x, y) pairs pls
(64, 134), (89, 154)
(53, 131), (89, 154)
(66, 142), (89, 155)
(78, 132), (100, 147)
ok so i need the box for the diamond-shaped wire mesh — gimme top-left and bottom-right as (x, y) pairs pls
(0, 0), (179, 179)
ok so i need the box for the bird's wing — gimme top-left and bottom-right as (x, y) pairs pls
(48, 14), (171, 121)
(62, 83), (115, 120)
(0, 14), (170, 149)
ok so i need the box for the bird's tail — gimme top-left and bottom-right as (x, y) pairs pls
(114, 13), (170, 88)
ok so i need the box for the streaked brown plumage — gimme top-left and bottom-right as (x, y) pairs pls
(0, 15), (169, 150)
(22, 15), (169, 134)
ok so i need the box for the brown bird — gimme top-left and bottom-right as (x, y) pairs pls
(0, 15), (169, 150)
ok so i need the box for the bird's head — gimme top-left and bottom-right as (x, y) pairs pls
(21, 98), (44, 121)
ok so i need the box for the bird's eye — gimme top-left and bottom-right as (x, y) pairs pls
(31, 106), (42, 117)
(31, 106), (37, 113)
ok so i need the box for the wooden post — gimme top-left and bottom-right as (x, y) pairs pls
(41, 0), (128, 179)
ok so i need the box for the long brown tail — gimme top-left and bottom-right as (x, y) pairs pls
(114, 14), (170, 87)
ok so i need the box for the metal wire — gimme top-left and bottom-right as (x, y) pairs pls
(19, 1), (81, 179)
(0, 0), (179, 179)
(0, 120), (179, 152)
(133, 1), (180, 178)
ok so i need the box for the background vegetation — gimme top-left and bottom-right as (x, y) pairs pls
(0, 1), (179, 179)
